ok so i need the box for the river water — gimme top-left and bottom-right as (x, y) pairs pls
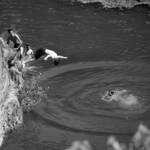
(0, 0), (150, 150)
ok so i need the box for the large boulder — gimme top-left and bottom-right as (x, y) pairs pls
(0, 39), (23, 147)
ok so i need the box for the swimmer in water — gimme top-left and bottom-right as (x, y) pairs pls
(101, 89), (116, 102)
(7, 29), (22, 50)
(102, 89), (127, 102)
(102, 89), (138, 107)
(34, 48), (68, 65)
(107, 90), (115, 97)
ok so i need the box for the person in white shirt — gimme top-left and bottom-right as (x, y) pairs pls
(25, 44), (34, 56)
(34, 48), (68, 65)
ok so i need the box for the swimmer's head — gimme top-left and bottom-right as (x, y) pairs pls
(108, 90), (115, 96)
(53, 59), (60, 66)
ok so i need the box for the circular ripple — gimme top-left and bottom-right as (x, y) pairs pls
(34, 61), (150, 135)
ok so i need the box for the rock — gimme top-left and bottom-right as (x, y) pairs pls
(0, 38), (23, 147)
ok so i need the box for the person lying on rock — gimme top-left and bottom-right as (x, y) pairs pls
(34, 48), (68, 65)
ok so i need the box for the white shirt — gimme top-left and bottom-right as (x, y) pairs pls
(20, 46), (24, 55)
(27, 48), (33, 55)
(44, 49), (68, 60)
(45, 49), (58, 59)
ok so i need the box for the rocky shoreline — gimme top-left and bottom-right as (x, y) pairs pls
(0, 38), (23, 146)
(69, 0), (150, 8)
(0, 35), (45, 147)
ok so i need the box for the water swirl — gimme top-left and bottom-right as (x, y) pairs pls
(32, 61), (150, 135)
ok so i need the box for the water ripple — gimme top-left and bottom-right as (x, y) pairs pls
(34, 61), (150, 135)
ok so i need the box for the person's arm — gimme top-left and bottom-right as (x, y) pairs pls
(24, 57), (34, 63)
(15, 33), (22, 45)
(13, 34), (22, 50)
(0, 37), (6, 45)
(57, 55), (68, 59)
(44, 54), (52, 60)
(20, 46), (24, 55)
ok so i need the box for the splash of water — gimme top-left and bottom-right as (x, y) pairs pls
(101, 89), (140, 109)
(32, 61), (150, 136)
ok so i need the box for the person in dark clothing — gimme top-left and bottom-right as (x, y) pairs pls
(34, 48), (46, 60)
(7, 29), (22, 50)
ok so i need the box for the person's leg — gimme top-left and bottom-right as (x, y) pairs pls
(44, 55), (51, 60)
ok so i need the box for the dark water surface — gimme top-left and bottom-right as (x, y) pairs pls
(0, 0), (150, 149)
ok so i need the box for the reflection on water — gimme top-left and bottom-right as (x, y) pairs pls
(0, 0), (150, 150)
